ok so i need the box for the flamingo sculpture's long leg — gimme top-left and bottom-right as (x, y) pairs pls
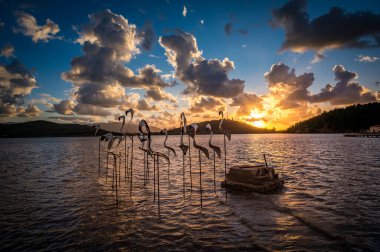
(224, 134), (227, 181)
(153, 154), (156, 202)
(98, 138), (101, 177)
(143, 152), (146, 185)
(130, 137), (133, 197)
(157, 155), (160, 216)
(188, 135), (192, 190)
(167, 149), (170, 185)
(199, 149), (202, 208)
(183, 154), (185, 198)
(214, 150), (216, 193)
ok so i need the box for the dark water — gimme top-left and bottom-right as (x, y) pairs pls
(0, 134), (379, 251)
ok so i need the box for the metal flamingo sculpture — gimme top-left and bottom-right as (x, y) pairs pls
(189, 123), (209, 208)
(179, 119), (189, 197)
(181, 112), (192, 189)
(161, 128), (176, 184)
(205, 123), (222, 192)
(219, 111), (231, 182)
(93, 125), (101, 177)
(100, 132), (121, 203)
(138, 121), (152, 185)
(125, 109), (134, 194)
(139, 120), (169, 216)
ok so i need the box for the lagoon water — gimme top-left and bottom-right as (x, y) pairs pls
(0, 134), (380, 251)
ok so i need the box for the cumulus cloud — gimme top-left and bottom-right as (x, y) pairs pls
(309, 65), (378, 105)
(356, 55), (379, 63)
(231, 93), (263, 116)
(52, 100), (75, 115)
(56, 9), (172, 117)
(1, 44), (15, 58)
(271, 0), (380, 53)
(18, 104), (41, 117)
(0, 60), (38, 117)
(136, 98), (158, 111)
(189, 97), (224, 113)
(159, 30), (245, 98)
(13, 11), (60, 42)
(145, 87), (177, 103)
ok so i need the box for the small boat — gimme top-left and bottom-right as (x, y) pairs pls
(221, 164), (284, 193)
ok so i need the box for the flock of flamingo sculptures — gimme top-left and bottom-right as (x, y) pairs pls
(93, 109), (231, 211)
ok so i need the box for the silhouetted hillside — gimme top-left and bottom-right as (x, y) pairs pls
(166, 119), (274, 135)
(0, 120), (102, 137)
(287, 102), (380, 133)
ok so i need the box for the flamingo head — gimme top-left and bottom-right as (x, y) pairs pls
(205, 123), (212, 132)
(188, 123), (198, 139)
(92, 125), (100, 135)
(125, 108), (134, 119)
(219, 111), (224, 118)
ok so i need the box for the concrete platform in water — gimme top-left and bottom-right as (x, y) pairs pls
(222, 164), (284, 193)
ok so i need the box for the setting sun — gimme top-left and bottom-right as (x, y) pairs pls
(253, 120), (266, 128)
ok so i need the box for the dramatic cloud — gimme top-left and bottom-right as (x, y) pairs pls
(159, 30), (245, 98)
(189, 97), (224, 113)
(271, 0), (380, 53)
(356, 55), (379, 63)
(18, 104), (41, 117)
(57, 9), (172, 117)
(136, 98), (158, 111)
(13, 11), (60, 42)
(52, 100), (75, 115)
(231, 93), (263, 116)
(1, 44), (15, 58)
(145, 88), (177, 103)
(309, 65), (378, 105)
(0, 60), (38, 117)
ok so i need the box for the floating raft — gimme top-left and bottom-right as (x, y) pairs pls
(222, 165), (284, 193)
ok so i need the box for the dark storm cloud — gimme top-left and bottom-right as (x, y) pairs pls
(0, 60), (38, 116)
(159, 30), (245, 98)
(271, 0), (380, 53)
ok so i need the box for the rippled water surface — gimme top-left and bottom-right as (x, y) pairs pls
(1, 134), (380, 251)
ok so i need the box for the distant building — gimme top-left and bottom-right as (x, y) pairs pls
(369, 125), (380, 133)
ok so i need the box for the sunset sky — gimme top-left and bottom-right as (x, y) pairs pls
(1, 0), (380, 129)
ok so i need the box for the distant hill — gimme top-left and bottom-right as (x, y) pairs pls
(0, 119), (273, 138)
(0, 120), (99, 138)
(166, 119), (274, 135)
(286, 102), (380, 133)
